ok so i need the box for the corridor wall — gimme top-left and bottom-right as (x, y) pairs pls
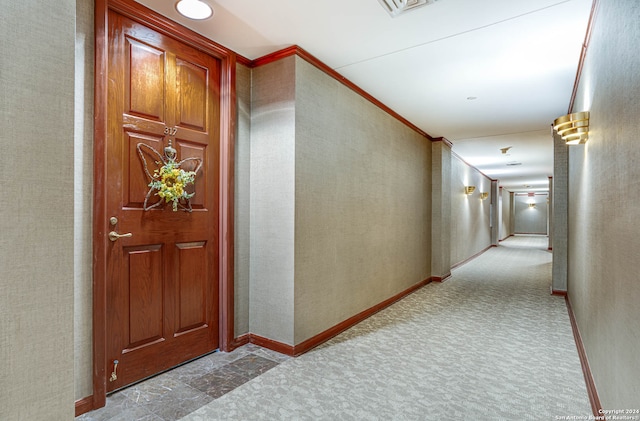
(1, 1), (76, 419)
(250, 55), (432, 346)
(234, 63), (252, 336)
(514, 194), (548, 235)
(450, 154), (492, 266)
(500, 188), (514, 240)
(567, 0), (640, 408)
(74, 0), (94, 401)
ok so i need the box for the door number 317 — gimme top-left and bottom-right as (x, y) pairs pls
(164, 126), (178, 136)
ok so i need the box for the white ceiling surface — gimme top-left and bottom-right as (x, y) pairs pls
(137, 0), (592, 192)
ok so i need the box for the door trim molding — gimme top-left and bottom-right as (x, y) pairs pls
(92, 0), (236, 411)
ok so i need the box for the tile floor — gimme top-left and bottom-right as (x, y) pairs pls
(76, 343), (290, 421)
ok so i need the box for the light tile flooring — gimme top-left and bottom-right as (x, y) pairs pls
(77, 344), (291, 421)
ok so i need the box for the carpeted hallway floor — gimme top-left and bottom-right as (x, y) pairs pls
(180, 235), (592, 420)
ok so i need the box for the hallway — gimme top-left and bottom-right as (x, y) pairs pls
(79, 235), (591, 420)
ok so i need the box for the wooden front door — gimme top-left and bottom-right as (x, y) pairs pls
(105, 11), (220, 391)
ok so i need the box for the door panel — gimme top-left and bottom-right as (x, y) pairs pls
(125, 245), (164, 348)
(126, 132), (164, 208)
(175, 241), (208, 333)
(106, 11), (220, 392)
(176, 58), (208, 131)
(176, 140), (207, 209)
(126, 38), (165, 121)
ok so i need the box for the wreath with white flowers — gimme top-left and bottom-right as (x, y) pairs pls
(137, 142), (203, 212)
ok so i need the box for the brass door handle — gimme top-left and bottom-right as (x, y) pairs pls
(109, 231), (133, 242)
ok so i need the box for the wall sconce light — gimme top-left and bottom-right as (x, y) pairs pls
(464, 186), (476, 195)
(378, 0), (439, 17)
(480, 192), (488, 200)
(553, 111), (590, 145)
(529, 203), (536, 208)
(176, 0), (213, 20)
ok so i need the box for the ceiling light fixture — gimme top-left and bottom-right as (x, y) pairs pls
(378, 0), (439, 17)
(176, 0), (213, 20)
(553, 111), (590, 145)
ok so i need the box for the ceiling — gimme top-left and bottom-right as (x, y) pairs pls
(137, 0), (593, 192)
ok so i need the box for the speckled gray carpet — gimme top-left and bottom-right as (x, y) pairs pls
(181, 235), (591, 421)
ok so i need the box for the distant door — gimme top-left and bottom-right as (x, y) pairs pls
(105, 11), (220, 391)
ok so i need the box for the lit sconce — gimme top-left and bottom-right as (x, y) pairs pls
(529, 203), (536, 208)
(175, 0), (213, 20)
(480, 192), (489, 200)
(464, 186), (476, 195)
(553, 111), (590, 145)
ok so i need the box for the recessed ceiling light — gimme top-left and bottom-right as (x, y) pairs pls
(176, 0), (213, 20)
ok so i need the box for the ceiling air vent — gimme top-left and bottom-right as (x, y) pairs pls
(378, 0), (439, 17)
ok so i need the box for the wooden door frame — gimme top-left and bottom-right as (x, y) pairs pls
(92, 0), (236, 409)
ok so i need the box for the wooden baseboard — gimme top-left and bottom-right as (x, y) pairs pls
(292, 277), (432, 355)
(513, 232), (548, 235)
(229, 333), (251, 351)
(75, 395), (94, 417)
(243, 278), (433, 357)
(431, 273), (451, 283)
(565, 295), (604, 418)
(451, 245), (493, 270)
(551, 289), (567, 297)
(250, 334), (295, 356)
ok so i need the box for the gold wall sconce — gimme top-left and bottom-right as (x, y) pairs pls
(529, 203), (536, 208)
(553, 111), (589, 145)
(480, 192), (489, 200)
(464, 186), (476, 195)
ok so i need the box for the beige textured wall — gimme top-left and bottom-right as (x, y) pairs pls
(431, 141), (452, 278)
(249, 57), (297, 344)
(450, 155), (491, 266)
(74, 0), (94, 401)
(293, 57), (432, 344)
(0, 1), (76, 419)
(568, 0), (640, 408)
(552, 130), (569, 291)
(499, 189), (510, 240)
(514, 194), (548, 234)
(234, 63), (251, 336)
